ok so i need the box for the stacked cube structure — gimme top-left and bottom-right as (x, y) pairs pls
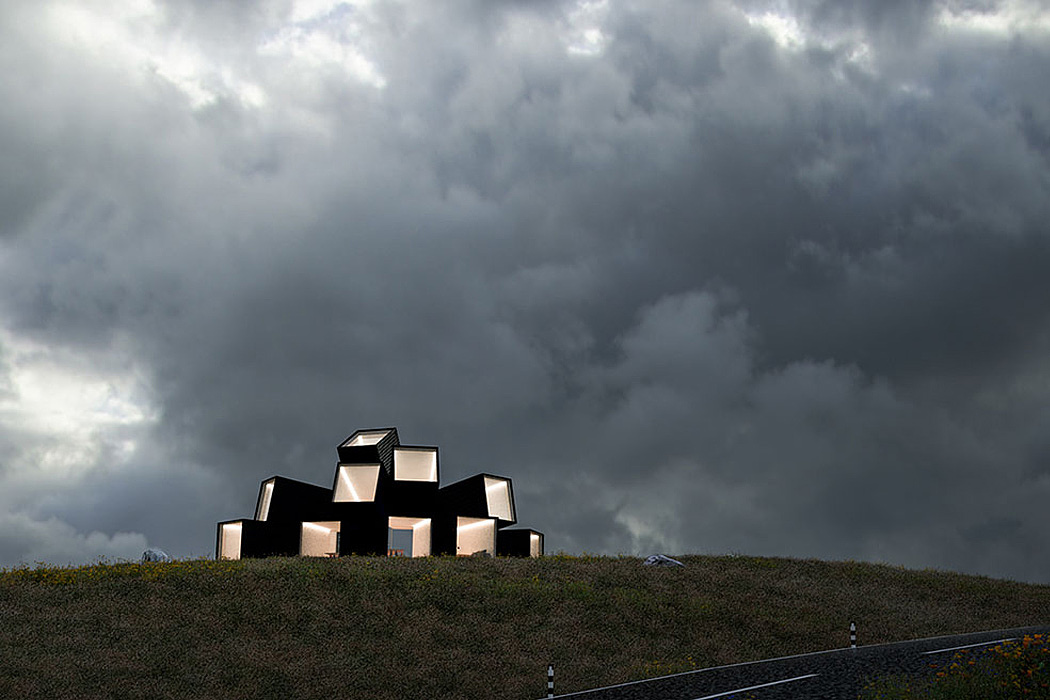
(216, 428), (544, 560)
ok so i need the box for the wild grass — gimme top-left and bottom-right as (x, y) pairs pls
(1, 553), (1048, 699)
(860, 633), (1050, 699)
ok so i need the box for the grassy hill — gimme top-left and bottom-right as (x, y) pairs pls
(1, 553), (1048, 699)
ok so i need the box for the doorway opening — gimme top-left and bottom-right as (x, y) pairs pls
(387, 516), (431, 557)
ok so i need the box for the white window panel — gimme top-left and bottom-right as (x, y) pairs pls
(300, 521), (340, 557)
(456, 517), (495, 556)
(342, 430), (390, 447)
(394, 448), (437, 482)
(256, 480), (275, 521)
(334, 464), (380, 502)
(220, 522), (242, 560)
(484, 476), (514, 521)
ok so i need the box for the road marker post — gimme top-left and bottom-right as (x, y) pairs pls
(850, 621), (857, 649)
(547, 663), (554, 698)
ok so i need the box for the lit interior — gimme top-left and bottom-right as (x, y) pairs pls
(255, 480), (274, 521)
(456, 516), (495, 556)
(530, 532), (542, 558)
(342, 430), (391, 447)
(388, 516), (431, 557)
(301, 521), (341, 557)
(334, 464), (380, 502)
(484, 477), (514, 521)
(220, 522), (242, 560)
(393, 448), (437, 482)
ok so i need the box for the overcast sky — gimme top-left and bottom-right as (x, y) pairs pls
(2, 0), (1049, 583)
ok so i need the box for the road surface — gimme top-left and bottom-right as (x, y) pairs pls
(541, 625), (1049, 700)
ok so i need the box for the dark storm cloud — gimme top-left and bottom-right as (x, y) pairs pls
(1, 0), (1049, 581)
(789, 0), (940, 38)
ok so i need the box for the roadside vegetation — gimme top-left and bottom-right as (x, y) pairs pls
(1, 553), (1048, 699)
(860, 633), (1050, 699)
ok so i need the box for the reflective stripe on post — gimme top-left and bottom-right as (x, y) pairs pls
(850, 621), (857, 649)
(547, 663), (554, 698)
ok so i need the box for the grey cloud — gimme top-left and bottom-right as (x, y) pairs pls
(0, 0), (1049, 581)
(791, 0), (940, 38)
(0, 512), (148, 568)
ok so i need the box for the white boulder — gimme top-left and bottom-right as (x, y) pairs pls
(643, 554), (684, 567)
(141, 548), (172, 563)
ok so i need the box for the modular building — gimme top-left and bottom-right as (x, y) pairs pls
(216, 427), (543, 560)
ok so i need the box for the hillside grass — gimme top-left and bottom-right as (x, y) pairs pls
(1, 553), (1048, 699)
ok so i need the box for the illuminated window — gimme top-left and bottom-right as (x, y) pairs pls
(393, 448), (437, 482)
(342, 430), (391, 447)
(255, 480), (275, 521)
(388, 516), (431, 557)
(334, 464), (380, 502)
(220, 523), (242, 560)
(301, 521), (341, 557)
(456, 516), (495, 556)
(530, 532), (542, 558)
(484, 476), (514, 521)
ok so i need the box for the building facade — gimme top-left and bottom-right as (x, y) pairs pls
(216, 427), (544, 559)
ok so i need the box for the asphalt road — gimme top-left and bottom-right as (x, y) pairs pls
(541, 625), (1050, 700)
